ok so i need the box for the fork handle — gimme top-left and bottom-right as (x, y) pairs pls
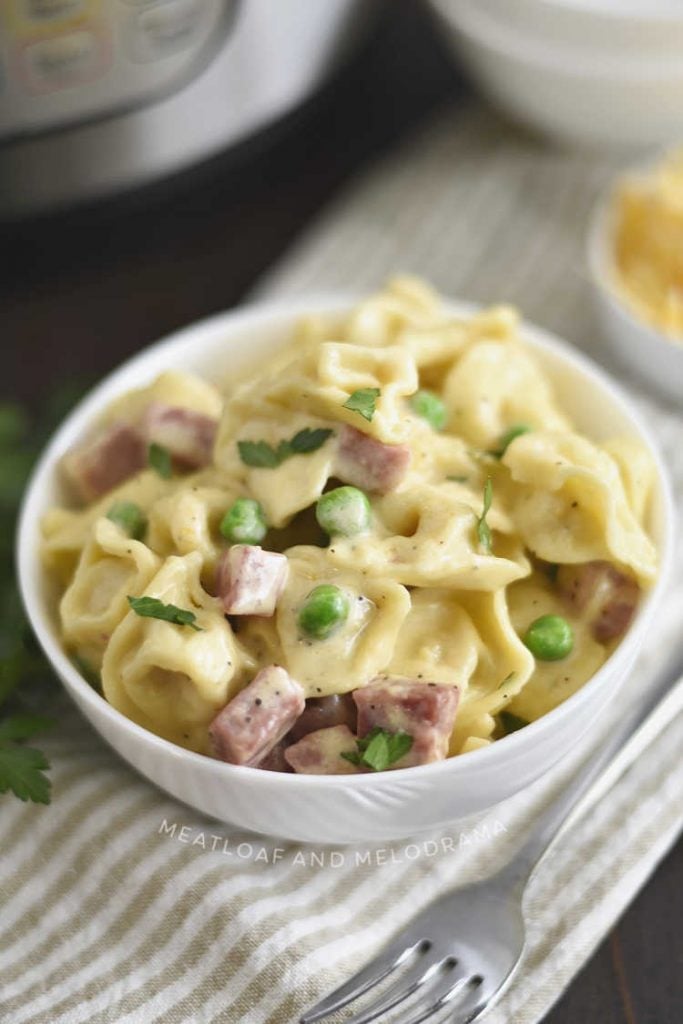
(501, 658), (683, 888)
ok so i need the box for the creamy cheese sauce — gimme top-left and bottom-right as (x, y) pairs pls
(42, 277), (658, 757)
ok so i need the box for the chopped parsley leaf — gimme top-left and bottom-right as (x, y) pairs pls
(490, 424), (532, 459)
(341, 726), (413, 772)
(127, 596), (202, 631)
(343, 388), (381, 423)
(286, 427), (335, 455)
(238, 427), (334, 469)
(476, 477), (494, 554)
(236, 440), (281, 469)
(148, 442), (172, 479)
(106, 500), (147, 540)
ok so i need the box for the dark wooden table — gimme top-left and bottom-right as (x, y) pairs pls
(2, 2), (680, 1020)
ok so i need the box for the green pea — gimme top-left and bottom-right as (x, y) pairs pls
(220, 498), (267, 545)
(316, 486), (371, 537)
(523, 614), (574, 661)
(495, 424), (532, 457)
(298, 584), (350, 640)
(106, 500), (147, 540)
(409, 389), (447, 431)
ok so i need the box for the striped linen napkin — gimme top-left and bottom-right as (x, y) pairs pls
(3, 103), (683, 1024)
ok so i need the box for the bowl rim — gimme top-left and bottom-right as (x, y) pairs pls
(478, 0), (683, 27)
(17, 293), (676, 791)
(429, 0), (683, 77)
(586, 160), (683, 360)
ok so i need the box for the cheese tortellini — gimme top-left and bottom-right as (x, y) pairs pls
(102, 552), (254, 752)
(42, 277), (659, 761)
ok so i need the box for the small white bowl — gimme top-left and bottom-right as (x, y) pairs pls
(587, 183), (683, 407)
(429, 0), (683, 148)
(17, 297), (674, 845)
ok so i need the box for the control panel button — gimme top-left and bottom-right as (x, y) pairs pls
(23, 0), (87, 20)
(128, 0), (205, 62)
(2, 0), (229, 134)
(21, 29), (108, 92)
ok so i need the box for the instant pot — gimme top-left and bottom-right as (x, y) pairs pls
(0, 0), (367, 217)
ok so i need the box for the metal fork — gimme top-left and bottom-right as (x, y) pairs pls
(300, 663), (683, 1024)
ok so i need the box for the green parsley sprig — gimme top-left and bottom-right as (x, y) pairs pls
(0, 380), (92, 805)
(0, 714), (54, 802)
(238, 427), (334, 469)
(341, 727), (413, 772)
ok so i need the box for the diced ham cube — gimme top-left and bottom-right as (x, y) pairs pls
(284, 724), (362, 775)
(353, 677), (459, 767)
(288, 693), (358, 743)
(216, 545), (288, 616)
(335, 425), (410, 494)
(142, 402), (217, 469)
(209, 665), (305, 767)
(255, 742), (292, 773)
(557, 561), (640, 643)
(62, 421), (146, 502)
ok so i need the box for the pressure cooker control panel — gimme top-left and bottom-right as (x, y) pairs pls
(0, 0), (236, 138)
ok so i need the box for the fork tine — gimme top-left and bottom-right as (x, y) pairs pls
(390, 969), (482, 1024)
(299, 937), (429, 1024)
(340, 954), (446, 1024)
(445, 990), (487, 1024)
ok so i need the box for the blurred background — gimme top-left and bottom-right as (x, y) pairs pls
(5, 0), (683, 410)
(9, 0), (683, 411)
(1, 2), (681, 1020)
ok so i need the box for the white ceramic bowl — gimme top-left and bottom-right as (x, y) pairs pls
(587, 179), (683, 407)
(18, 297), (674, 845)
(429, 0), (683, 148)
(475, 0), (683, 58)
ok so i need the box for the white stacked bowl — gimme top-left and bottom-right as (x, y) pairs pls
(429, 0), (683, 148)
